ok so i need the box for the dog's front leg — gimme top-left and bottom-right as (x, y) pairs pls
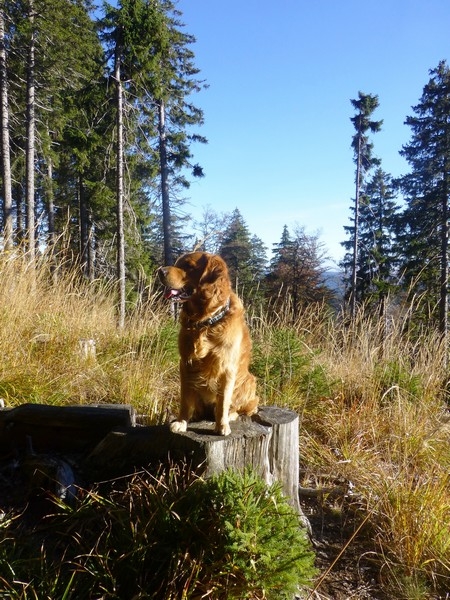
(170, 363), (195, 433)
(215, 370), (236, 436)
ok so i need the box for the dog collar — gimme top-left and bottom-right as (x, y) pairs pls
(186, 297), (231, 328)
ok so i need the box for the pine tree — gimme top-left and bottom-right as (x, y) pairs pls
(342, 168), (399, 312)
(267, 225), (331, 321)
(219, 208), (267, 306)
(398, 61), (450, 335)
(345, 92), (383, 319)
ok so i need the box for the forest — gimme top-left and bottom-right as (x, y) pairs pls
(2, 0), (450, 333)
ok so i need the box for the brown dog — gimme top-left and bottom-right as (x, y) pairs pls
(158, 251), (259, 436)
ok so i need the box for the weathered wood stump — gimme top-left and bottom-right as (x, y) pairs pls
(87, 406), (301, 513)
(0, 403), (304, 517)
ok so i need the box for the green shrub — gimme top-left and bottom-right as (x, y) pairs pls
(375, 359), (424, 403)
(0, 468), (315, 599)
(252, 326), (333, 405)
(170, 468), (317, 599)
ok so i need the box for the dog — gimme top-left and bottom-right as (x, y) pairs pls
(158, 251), (259, 436)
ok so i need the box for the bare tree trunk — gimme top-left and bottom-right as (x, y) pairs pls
(159, 99), (172, 265)
(25, 0), (36, 260)
(45, 134), (56, 246)
(88, 220), (95, 280)
(79, 173), (89, 275)
(439, 176), (448, 350)
(350, 128), (362, 321)
(114, 45), (126, 328)
(46, 157), (58, 282)
(46, 148), (55, 248)
(15, 182), (24, 244)
(0, 9), (13, 251)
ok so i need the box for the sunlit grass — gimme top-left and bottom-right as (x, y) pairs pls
(0, 252), (179, 420)
(0, 254), (449, 598)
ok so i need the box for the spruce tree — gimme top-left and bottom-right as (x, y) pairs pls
(345, 92), (383, 319)
(398, 60), (450, 335)
(219, 208), (254, 291)
(140, 0), (207, 265)
(342, 168), (399, 313)
(219, 208), (266, 306)
(267, 225), (331, 320)
(3, 0), (104, 256)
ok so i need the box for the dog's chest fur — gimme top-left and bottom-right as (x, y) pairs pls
(179, 326), (224, 364)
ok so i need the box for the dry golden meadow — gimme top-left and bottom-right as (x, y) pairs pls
(0, 252), (449, 599)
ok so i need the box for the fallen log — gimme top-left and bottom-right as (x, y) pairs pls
(0, 403), (136, 455)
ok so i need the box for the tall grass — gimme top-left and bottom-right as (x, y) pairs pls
(0, 254), (449, 598)
(251, 300), (450, 598)
(0, 251), (178, 421)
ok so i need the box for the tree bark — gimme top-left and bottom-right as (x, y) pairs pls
(25, 0), (36, 260)
(439, 175), (448, 343)
(351, 122), (362, 321)
(114, 43), (126, 328)
(0, 404), (307, 521)
(46, 156), (55, 248)
(0, 9), (13, 251)
(159, 99), (172, 265)
(87, 406), (304, 515)
(79, 173), (90, 275)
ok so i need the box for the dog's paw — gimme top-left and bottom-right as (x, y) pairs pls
(170, 420), (187, 433)
(215, 422), (231, 436)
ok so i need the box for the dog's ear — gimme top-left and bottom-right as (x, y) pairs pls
(199, 254), (228, 285)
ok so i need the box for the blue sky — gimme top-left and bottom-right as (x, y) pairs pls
(176, 0), (450, 267)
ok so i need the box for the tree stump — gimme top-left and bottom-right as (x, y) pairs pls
(0, 403), (305, 520)
(86, 406), (302, 514)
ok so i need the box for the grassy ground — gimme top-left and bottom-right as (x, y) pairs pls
(0, 253), (449, 599)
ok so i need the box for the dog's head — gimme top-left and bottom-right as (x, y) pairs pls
(158, 252), (231, 314)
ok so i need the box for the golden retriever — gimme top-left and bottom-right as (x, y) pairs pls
(158, 251), (259, 436)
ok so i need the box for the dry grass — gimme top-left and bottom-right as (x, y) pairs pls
(0, 252), (178, 422)
(282, 303), (450, 599)
(0, 254), (449, 598)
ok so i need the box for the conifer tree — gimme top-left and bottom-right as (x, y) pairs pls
(267, 225), (331, 320)
(2, 0), (204, 304)
(219, 208), (254, 290)
(219, 208), (266, 306)
(3, 0), (104, 257)
(342, 168), (399, 312)
(150, 0), (207, 265)
(345, 92), (383, 319)
(100, 0), (206, 273)
(398, 60), (450, 335)
(0, 8), (12, 250)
